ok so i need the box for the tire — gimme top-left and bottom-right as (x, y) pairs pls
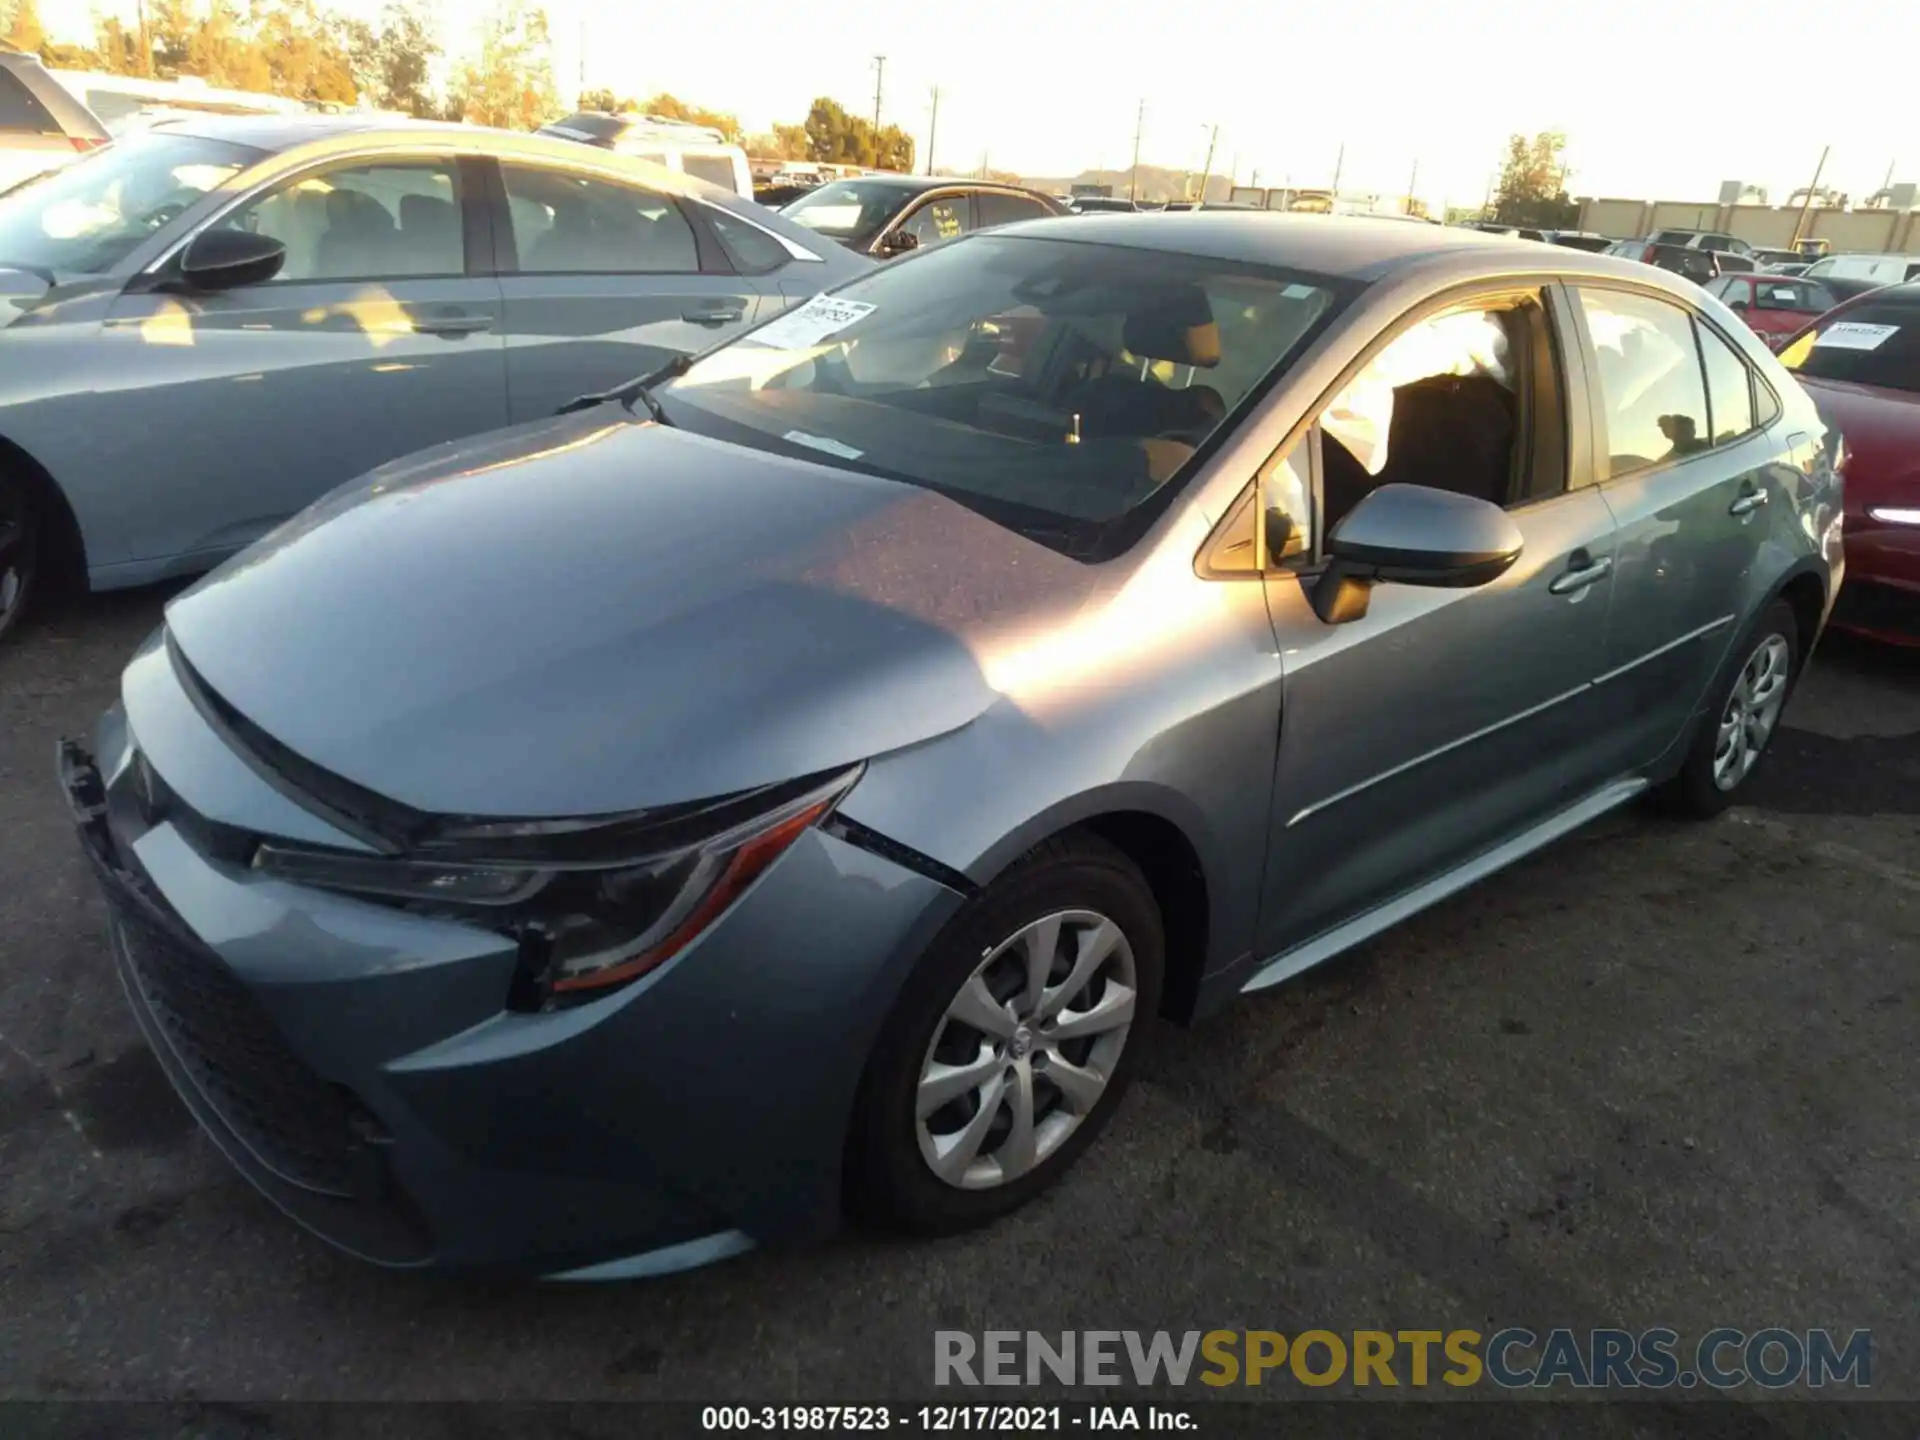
(0, 470), (39, 646)
(1653, 599), (1800, 818)
(845, 832), (1164, 1237)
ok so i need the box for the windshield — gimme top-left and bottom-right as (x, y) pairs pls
(660, 233), (1352, 553)
(781, 180), (915, 242)
(0, 131), (258, 275)
(1778, 292), (1920, 394)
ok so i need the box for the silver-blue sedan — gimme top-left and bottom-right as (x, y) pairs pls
(63, 215), (1843, 1277)
(0, 114), (872, 638)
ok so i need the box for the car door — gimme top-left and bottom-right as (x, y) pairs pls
(95, 152), (507, 568)
(1567, 284), (1778, 773)
(1249, 285), (1621, 963)
(489, 158), (763, 423)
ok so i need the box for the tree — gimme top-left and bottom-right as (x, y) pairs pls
(577, 86), (619, 112)
(1493, 131), (1578, 229)
(344, 1), (439, 115)
(637, 91), (742, 144)
(448, 0), (558, 130)
(3, 0), (44, 54)
(802, 96), (913, 172)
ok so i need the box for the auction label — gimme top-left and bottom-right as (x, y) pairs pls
(1812, 321), (1899, 351)
(747, 296), (878, 350)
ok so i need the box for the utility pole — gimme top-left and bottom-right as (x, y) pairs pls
(1331, 143), (1345, 196)
(578, 19), (586, 98)
(1406, 158), (1419, 214)
(925, 87), (940, 175)
(1196, 124), (1218, 204)
(1129, 99), (1144, 202)
(1791, 144), (1830, 246)
(979, 149), (989, 180)
(135, 0), (153, 76)
(871, 55), (886, 133)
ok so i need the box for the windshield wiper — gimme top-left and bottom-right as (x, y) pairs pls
(556, 352), (693, 423)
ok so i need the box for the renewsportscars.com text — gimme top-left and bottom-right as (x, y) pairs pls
(934, 1328), (1872, 1390)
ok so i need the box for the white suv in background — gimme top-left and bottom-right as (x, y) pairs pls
(0, 53), (109, 196)
(537, 111), (752, 198)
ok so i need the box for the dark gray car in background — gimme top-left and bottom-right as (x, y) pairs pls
(63, 216), (1844, 1278)
(0, 113), (871, 638)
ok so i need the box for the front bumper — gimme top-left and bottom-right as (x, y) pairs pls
(1837, 515), (1920, 645)
(59, 677), (960, 1275)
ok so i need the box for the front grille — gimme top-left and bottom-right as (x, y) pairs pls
(106, 873), (363, 1199)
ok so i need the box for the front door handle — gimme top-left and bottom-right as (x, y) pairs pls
(415, 314), (493, 338)
(683, 305), (746, 326)
(1548, 554), (1613, 596)
(1729, 486), (1769, 516)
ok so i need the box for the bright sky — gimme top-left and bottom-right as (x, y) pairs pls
(44, 0), (1911, 210)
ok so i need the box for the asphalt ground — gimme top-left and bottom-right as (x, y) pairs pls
(1, 584), (1915, 1431)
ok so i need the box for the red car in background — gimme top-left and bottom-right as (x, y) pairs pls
(1707, 274), (1839, 351)
(1778, 282), (1920, 644)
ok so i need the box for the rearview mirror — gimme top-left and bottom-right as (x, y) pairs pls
(177, 229), (286, 291)
(1309, 484), (1524, 624)
(877, 229), (920, 258)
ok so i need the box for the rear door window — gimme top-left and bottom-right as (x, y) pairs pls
(501, 162), (700, 274)
(976, 191), (1052, 228)
(1697, 322), (1757, 444)
(0, 69), (62, 136)
(1575, 287), (1712, 476)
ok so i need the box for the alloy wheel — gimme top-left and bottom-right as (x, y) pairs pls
(915, 909), (1137, 1190)
(1712, 632), (1792, 791)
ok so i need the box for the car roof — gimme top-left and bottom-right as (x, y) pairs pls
(990, 211), (1621, 282)
(135, 112), (657, 168)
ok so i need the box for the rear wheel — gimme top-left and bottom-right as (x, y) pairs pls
(0, 471), (39, 644)
(846, 833), (1163, 1236)
(1655, 599), (1799, 817)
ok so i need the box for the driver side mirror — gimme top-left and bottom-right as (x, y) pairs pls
(1309, 484), (1524, 624)
(176, 229), (286, 292)
(877, 228), (920, 258)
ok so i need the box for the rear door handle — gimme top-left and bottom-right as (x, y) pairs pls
(1548, 554), (1613, 595)
(1729, 486), (1769, 516)
(683, 305), (746, 326)
(416, 314), (493, 338)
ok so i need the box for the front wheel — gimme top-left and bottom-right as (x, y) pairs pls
(1654, 599), (1799, 817)
(0, 472), (39, 645)
(845, 833), (1163, 1236)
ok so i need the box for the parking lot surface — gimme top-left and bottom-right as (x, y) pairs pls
(1, 586), (1915, 1416)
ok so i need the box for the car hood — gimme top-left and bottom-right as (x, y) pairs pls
(1798, 375), (1920, 509)
(163, 413), (1097, 818)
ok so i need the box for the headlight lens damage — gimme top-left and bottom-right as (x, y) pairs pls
(252, 763), (862, 1003)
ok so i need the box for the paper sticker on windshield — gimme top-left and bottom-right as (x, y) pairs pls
(1813, 322), (1899, 351)
(748, 296), (877, 350)
(783, 429), (864, 461)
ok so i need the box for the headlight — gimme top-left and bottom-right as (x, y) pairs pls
(252, 763), (862, 1002)
(1867, 506), (1920, 526)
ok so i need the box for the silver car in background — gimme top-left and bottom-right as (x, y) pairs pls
(64, 216), (1843, 1277)
(0, 114), (871, 638)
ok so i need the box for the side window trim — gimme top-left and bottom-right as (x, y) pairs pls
(458, 154), (500, 276)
